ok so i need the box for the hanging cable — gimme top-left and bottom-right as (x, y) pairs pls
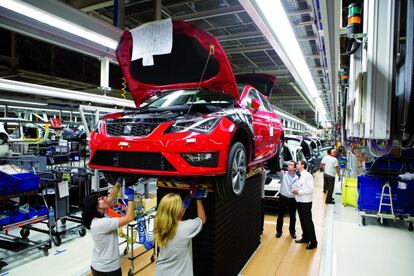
(184, 44), (215, 118)
(120, 77), (127, 110)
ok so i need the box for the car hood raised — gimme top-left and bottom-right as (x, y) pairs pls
(116, 20), (239, 107)
(235, 73), (276, 97)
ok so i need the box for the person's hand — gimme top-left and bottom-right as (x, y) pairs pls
(123, 187), (135, 201)
(189, 185), (198, 199)
(190, 185), (207, 200)
(291, 189), (299, 195)
(182, 196), (191, 209)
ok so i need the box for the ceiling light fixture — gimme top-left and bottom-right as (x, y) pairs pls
(0, 98), (48, 106)
(0, 78), (136, 108)
(240, 0), (328, 123)
(0, 0), (118, 49)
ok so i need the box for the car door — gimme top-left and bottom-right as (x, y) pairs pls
(258, 92), (282, 154)
(242, 88), (269, 160)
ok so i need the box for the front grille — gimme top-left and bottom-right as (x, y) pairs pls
(106, 123), (158, 137)
(90, 150), (176, 171)
(106, 118), (168, 137)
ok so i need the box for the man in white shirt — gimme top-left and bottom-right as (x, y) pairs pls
(291, 160), (317, 250)
(320, 149), (340, 204)
(275, 161), (298, 239)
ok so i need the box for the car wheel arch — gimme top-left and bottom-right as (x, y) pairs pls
(230, 127), (253, 163)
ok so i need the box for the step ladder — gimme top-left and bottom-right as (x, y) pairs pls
(377, 181), (396, 223)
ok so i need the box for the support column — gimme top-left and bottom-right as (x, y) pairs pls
(100, 57), (110, 95)
(154, 0), (162, 21)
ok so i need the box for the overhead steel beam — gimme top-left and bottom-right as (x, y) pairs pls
(286, 8), (312, 16)
(81, 1), (113, 12)
(241, 53), (259, 69)
(295, 20), (314, 27)
(225, 45), (273, 54)
(216, 31), (263, 42)
(233, 68), (290, 76)
(297, 35), (317, 41)
(304, 53), (321, 59)
(173, 6), (245, 22)
(271, 95), (303, 100)
(276, 100), (309, 104)
(309, 66), (324, 70)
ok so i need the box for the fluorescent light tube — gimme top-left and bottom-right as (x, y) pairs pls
(0, 98), (48, 106)
(0, 0), (118, 49)
(242, 0), (328, 121)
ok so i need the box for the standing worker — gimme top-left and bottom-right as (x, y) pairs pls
(320, 148), (340, 204)
(155, 187), (206, 276)
(291, 160), (318, 250)
(82, 177), (136, 276)
(275, 160), (298, 239)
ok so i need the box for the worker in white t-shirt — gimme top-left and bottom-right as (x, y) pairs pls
(82, 177), (136, 276)
(320, 149), (340, 204)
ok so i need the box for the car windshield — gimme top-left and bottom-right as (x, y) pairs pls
(286, 139), (301, 147)
(142, 89), (235, 109)
(68, 123), (80, 129)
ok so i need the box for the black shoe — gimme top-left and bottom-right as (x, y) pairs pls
(325, 200), (335, 204)
(295, 238), (308, 244)
(290, 233), (296, 239)
(275, 232), (282, 238)
(306, 243), (318, 250)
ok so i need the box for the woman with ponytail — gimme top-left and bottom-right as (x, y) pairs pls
(154, 192), (206, 276)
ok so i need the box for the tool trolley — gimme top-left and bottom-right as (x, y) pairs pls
(0, 165), (51, 270)
(24, 171), (86, 246)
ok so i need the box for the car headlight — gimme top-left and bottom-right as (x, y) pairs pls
(166, 118), (220, 134)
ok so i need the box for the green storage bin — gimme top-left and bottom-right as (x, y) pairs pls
(342, 178), (358, 207)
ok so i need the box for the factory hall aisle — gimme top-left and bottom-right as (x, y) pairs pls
(241, 172), (327, 276)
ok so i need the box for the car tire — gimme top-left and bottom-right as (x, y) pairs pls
(268, 139), (284, 173)
(103, 171), (140, 186)
(216, 142), (247, 199)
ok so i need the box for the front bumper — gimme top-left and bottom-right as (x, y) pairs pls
(88, 119), (234, 177)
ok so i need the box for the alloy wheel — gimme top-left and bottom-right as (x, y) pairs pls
(231, 147), (247, 195)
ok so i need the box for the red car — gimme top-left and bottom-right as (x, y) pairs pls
(88, 20), (284, 198)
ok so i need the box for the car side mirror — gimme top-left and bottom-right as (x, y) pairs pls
(251, 98), (261, 111)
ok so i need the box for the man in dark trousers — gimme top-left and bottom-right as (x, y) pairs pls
(320, 148), (340, 204)
(291, 160), (318, 250)
(275, 160), (298, 239)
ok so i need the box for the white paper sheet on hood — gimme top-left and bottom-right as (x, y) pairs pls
(130, 18), (173, 64)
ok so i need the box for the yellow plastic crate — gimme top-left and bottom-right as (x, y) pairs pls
(342, 178), (358, 207)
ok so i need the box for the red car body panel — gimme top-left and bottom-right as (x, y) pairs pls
(117, 20), (239, 107)
(88, 20), (284, 179)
